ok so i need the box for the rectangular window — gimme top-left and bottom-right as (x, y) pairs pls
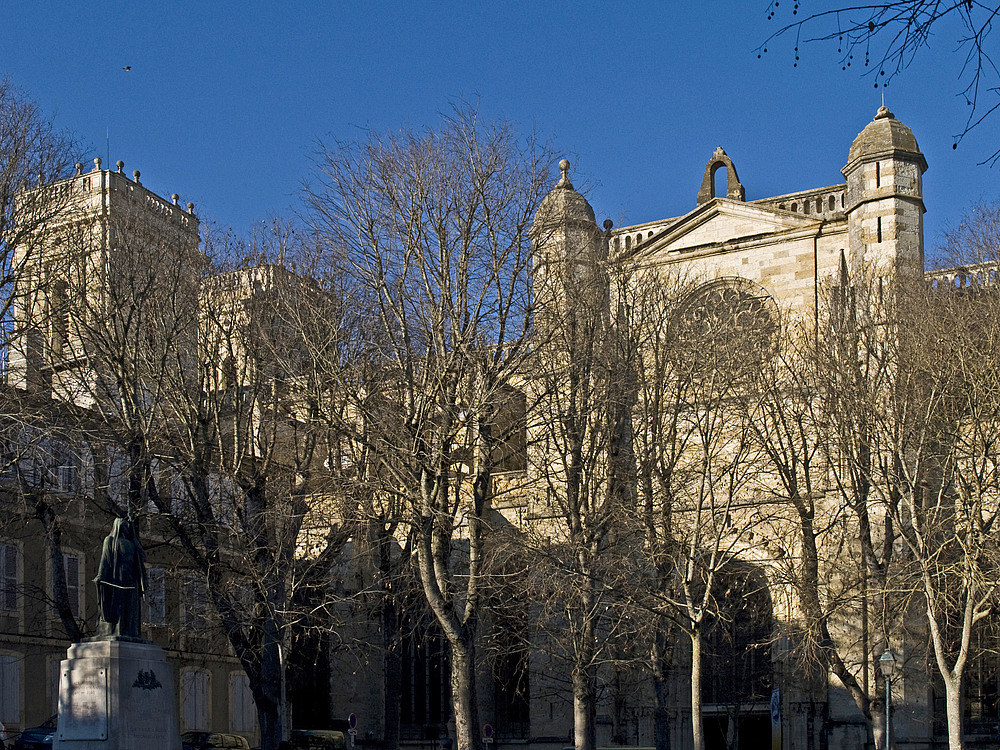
(182, 575), (210, 632)
(145, 567), (167, 627)
(1, 543), (17, 611)
(57, 463), (77, 493)
(0, 652), (21, 724)
(230, 672), (256, 733)
(105, 450), (127, 505)
(170, 472), (188, 516)
(489, 386), (527, 473)
(148, 459), (169, 514)
(63, 553), (81, 619)
(877, 216), (883, 243)
(182, 670), (210, 731)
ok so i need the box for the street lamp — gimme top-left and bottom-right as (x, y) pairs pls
(879, 649), (896, 750)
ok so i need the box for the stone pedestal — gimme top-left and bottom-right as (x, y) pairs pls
(53, 639), (181, 750)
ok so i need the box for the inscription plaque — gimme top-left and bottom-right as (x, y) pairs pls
(58, 666), (108, 740)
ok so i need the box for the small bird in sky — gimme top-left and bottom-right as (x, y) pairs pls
(123, 66), (131, 71)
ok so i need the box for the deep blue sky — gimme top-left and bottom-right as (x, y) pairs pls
(3, 2), (997, 266)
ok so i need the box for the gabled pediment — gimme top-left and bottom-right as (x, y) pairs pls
(624, 198), (824, 262)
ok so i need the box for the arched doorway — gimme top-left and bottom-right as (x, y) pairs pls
(701, 562), (773, 750)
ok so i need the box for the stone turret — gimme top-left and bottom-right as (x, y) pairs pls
(842, 106), (926, 276)
(534, 160), (602, 260)
(532, 160), (607, 312)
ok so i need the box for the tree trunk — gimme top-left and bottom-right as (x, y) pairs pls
(943, 678), (964, 750)
(450, 638), (479, 750)
(33, 494), (84, 641)
(651, 631), (673, 750)
(251, 631), (285, 750)
(573, 664), (597, 750)
(870, 680), (887, 750)
(384, 636), (402, 750)
(690, 628), (704, 750)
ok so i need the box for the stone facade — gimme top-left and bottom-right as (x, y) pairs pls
(328, 107), (936, 750)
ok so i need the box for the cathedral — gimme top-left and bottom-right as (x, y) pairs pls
(6, 105), (992, 750)
(330, 105), (945, 750)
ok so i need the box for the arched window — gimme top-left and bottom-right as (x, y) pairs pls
(702, 563), (772, 705)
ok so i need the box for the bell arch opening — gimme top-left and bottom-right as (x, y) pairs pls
(697, 147), (746, 205)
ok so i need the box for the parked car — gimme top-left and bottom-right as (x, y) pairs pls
(289, 730), (346, 750)
(181, 732), (251, 750)
(12, 717), (56, 750)
(1, 720), (7, 749)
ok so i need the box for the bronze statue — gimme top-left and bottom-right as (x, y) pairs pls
(94, 516), (147, 638)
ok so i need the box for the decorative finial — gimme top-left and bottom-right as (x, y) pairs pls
(556, 159), (573, 189)
(132, 170), (141, 184)
(171, 193), (179, 205)
(116, 160), (124, 173)
(93, 157), (102, 171)
(874, 105), (894, 120)
(74, 163), (83, 176)
(187, 202), (195, 214)
(603, 219), (614, 231)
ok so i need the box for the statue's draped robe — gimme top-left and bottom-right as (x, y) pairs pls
(94, 518), (146, 638)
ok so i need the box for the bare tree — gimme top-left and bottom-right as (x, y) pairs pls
(524, 242), (640, 750)
(305, 107), (550, 750)
(759, 1), (1000, 161)
(743, 278), (902, 750)
(774, 237), (1000, 750)
(33, 200), (355, 750)
(154, 224), (357, 750)
(878, 206), (1000, 750)
(0, 79), (84, 643)
(629, 272), (777, 750)
(289, 235), (414, 750)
